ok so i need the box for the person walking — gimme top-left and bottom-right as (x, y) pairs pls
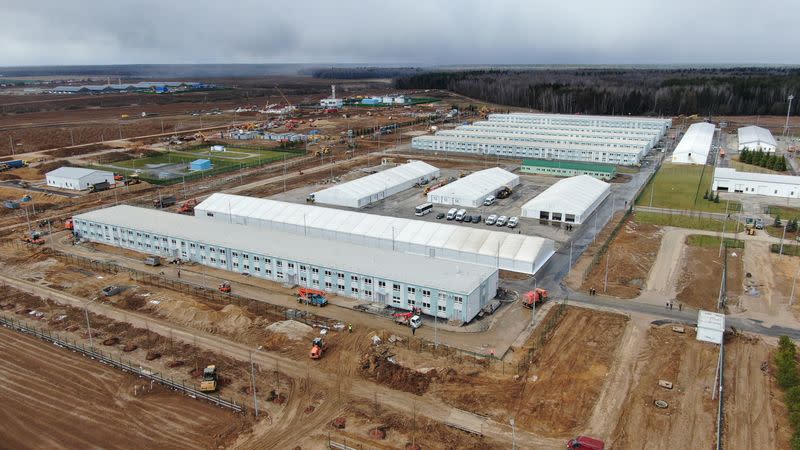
(679, 303), (683, 312)
(347, 323), (353, 333)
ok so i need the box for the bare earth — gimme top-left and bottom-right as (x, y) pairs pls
(0, 326), (245, 450)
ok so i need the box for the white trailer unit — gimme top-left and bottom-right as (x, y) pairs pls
(713, 168), (800, 198)
(311, 160), (439, 208)
(426, 168), (519, 207)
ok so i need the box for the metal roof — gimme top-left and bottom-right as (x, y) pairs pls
(436, 129), (648, 148)
(714, 168), (800, 185)
(737, 126), (777, 147)
(489, 113), (672, 127)
(413, 134), (646, 155)
(312, 160), (439, 206)
(672, 122), (716, 164)
(521, 175), (610, 218)
(696, 310), (725, 345)
(74, 205), (495, 294)
(427, 168), (519, 203)
(46, 167), (111, 179)
(194, 193), (554, 274)
(522, 159), (616, 173)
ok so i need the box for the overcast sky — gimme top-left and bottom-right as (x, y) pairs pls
(2, 0), (798, 66)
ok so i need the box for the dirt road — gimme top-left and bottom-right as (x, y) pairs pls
(0, 274), (564, 449)
(0, 326), (244, 450)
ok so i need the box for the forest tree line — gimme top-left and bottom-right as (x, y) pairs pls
(394, 67), (800, 116)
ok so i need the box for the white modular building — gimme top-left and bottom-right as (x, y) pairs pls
(45, 167), (115, 191)
(712, 168), (800, 198)
(520, 175), (611, 224)
(426, 168), (520, 207)
(195, 193), (555, 275)
(737, 126), (777, 153)
(312, 160), (439, 208)
(671, 122), (716, 164)
(412, 113), (671, 166)
(72, 206), (498, 323)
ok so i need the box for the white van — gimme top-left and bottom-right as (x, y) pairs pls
(483, 195), (496, 206)
(446, 208), (458, 220)
(455, 209), (467, 221)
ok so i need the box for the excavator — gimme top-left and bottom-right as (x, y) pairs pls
(297, 288), (328, 306)
(218, 281), (231, 293)
(496, 186), (513, 199)
(199, 365), (218, 392)
(309, 337), (327, 359)
(21, 231), (45, 245)
(522, 288), (549, 309)
(177, 199), (198, 215)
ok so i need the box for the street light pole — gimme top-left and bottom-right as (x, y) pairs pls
(785, 94), (795, 137)
(790, 266), (800, 306)
(85, 298), (95, 349)
(250, 347), (261, 417)
(510, 418), (516, 450)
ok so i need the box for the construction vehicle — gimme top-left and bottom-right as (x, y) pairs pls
(306, 193), (316, 203)
(218, 281), (231, 293)
(199, 365), (218, 392)
(124, 173), (141, 185)
(88, 181), (110, 193)
(297, 288), (328, 306)
(153, 195), (177, 208)
(522, 288), (549, 308)
(393, 309), (422, 329)
(177, 199), (198, 215)
(566, 436), (605, 450)
(496, 186), (512, 199)
(21, 231), (45, 245)
(309, 337), (327, 359)
(114, 173), (124, 182)
(65, 218), (74, 230)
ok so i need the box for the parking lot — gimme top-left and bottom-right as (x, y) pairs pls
(268, 164), (636, 244)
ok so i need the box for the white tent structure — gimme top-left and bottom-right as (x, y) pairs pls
(713, 168), (800, 198)
(195, 193), (555, 274)
(426, 168), (519, 207)
(737, 126), (777, 153)
(45, 167), (114, 191)
(671, 123), (716, 164)
(520, 175), (610, 224)
(312, 160), (439, 208)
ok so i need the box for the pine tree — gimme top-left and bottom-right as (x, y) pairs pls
(714, 193), (720, 203)
(703, 190), (709, 200)
(740, 148), (749, 163)
(775, 214), (783, 228)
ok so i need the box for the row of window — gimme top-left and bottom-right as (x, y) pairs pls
(465, 124), (662, 137)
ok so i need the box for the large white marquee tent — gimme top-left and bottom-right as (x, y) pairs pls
(311, 160), (439, 208)
(195, 193), (555, 274)
(737, 126), (777, 153)
(426, 168), (519, 207)
(520, 175), (610, 224)
(671, 122), (716, 164)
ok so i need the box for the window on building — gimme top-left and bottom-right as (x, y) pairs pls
(232, 251), (238, 257)
(254, 266), (261, 272)
(253, 256), (260, 262)
(276, 261), (282, 268)
(312, 279), (319, 286)
(351, 275), (358, 282)
(337, 272), (344, 279)
(438, 304), (446, 312)
(364, 278), (372, 285)
(454, 296), (463, 305)
(378, 280), (386, 288)
(266, 269), (272, 276)
(392, 294), (401, 304)
(300, 275), (307, 283)
(312, 268), (319, 274)
(233, 262), (239, 268)
(393, 283), (400, 292)
(243, 264), (249, 270)
(288, 263), (294, 269)
(324, 270), (332, 276)
(351, 287), (359, 295)
(422, 300), (431, 309)
(325, 281), (332, 289)
(300, 265), (307, 271)
(422, 289), (431, 298)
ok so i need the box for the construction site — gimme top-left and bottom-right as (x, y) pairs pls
(1, 72), (799, 450)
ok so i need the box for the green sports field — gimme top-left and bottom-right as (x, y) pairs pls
(636, 163), (740, 213)
(111, 147), (292, 170)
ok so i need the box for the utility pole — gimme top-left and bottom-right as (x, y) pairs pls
(85, 300), (94, 349)
(603, 248), (611, 293)
(785, 94), (795, 137)
(250, 349), (259, 417)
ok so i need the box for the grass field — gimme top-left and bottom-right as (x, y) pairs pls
(636, 163), (740, 213)
(771, 243), (800, 257)
(729, 159), (782, 174)
(111, 148), (293, 170)
(634, 211), (738, 232)
(766, 205), (800, 219)
(685, 234), (745, 249)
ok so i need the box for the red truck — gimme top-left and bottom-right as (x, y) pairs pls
(567, 436), (605, 450)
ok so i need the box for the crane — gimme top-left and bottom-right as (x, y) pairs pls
(274, 85), (292, 108)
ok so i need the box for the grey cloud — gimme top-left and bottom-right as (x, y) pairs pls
(1, 0), (798, 66)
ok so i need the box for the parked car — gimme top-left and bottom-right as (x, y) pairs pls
(483, 195), (496, 206)
(485, 214), (498, 225)
(755, 218), (765, 230)
(566, 436), (605, 450)
(495, 215), (508, 226)
(455, 209), (467, 221)
(471, 214), (481, 223)
(446, 208), (458, 220)
(436, 212), (446, 220)
(463, 215), (472, 223)
(507, 216), (519, 228)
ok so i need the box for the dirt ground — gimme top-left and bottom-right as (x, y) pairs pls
(430, 306), (628, 437)
(610, 326), (718, 450)
(724, 334), (792, 450)
(0, 326), (247, 450)
(580, 218), (664, 298)
(676, 245), (744, 311)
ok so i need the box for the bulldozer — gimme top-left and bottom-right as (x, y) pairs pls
(309, 337), (327, 359)
(199, 365), (218, 392)
(522, 288), (548, 309)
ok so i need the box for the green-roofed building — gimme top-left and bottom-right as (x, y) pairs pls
(520, 159), (616, 180)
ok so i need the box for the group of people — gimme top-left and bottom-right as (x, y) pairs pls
(665, 302), (683, 311)
(565, 224), (574, 231)
(588, 287), (597, 296)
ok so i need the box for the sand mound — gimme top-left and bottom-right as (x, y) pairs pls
(265, 320), (312, 341)
(155, 299), (253, 335)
